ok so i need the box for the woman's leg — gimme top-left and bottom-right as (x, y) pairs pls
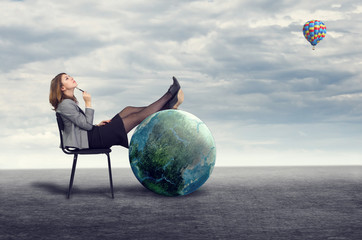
(121, 92), (172, 133)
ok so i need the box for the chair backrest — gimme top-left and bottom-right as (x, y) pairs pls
(56, 112), (71, 154)
(56, 112), (65, 131)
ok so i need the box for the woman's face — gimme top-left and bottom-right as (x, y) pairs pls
(60, 74), (77, 91)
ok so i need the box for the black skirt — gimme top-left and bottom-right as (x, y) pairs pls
(88, 113), (129, 149)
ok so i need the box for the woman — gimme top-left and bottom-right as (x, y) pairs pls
(49, 73), (184, 149)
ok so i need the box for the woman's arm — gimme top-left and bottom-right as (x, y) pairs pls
(82, 91), (92, 108)
(82, 91), (112, 126)
(57, 99), (94, 130)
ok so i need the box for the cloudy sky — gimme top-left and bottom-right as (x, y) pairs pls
(1, 0), (361, 169)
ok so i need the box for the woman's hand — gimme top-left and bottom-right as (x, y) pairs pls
(82, 91), (92, 108)
(97, 119), (111, 126)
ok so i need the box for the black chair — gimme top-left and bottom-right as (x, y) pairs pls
(56, 112), (114, 199)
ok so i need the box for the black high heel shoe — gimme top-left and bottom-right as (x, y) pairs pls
(168, 89), (184, 109)
(163, 77), (184, 109)
(167, 76), (180, 96)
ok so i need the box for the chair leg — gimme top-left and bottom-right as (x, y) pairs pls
(106, 153), (114, 199)
(67, 154), (78, 199)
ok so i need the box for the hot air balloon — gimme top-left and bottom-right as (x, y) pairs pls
(303, 20), (327, 50)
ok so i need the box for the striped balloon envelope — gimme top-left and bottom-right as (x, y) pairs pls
(303, 20), (327, 50)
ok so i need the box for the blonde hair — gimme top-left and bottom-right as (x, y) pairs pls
(49, 73), (77, 110)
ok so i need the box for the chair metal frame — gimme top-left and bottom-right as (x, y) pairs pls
(56, 112), (114, 199)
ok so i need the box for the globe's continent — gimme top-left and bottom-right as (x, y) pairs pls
(129, 110), (216, 196)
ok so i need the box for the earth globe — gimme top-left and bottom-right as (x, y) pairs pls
(129, 110), (216, 196)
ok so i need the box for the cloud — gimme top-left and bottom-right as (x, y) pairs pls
(0, 26), (105, 72)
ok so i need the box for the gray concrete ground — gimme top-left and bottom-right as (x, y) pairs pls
(0, 166), (361, 239)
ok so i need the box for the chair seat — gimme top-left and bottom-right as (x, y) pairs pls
(66, 148), (112, 155)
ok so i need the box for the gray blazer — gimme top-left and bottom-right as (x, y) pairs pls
(56, 99), (95, 149)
